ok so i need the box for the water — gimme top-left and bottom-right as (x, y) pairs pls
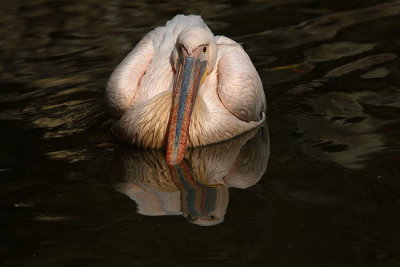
(1, 0), (400, 266)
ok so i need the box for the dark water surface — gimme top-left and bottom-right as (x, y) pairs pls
(1, 0), (400, 266)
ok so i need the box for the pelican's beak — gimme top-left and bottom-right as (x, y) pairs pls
(166, 57), (208, 165)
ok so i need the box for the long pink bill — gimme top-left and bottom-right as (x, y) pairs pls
(166, 57), (208, 165)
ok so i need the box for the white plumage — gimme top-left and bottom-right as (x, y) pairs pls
(106, 15), (266, 149)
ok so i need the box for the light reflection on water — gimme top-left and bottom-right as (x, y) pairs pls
(1, 0), (400, 266)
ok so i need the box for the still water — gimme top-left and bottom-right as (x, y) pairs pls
(1, 0), (400, 266)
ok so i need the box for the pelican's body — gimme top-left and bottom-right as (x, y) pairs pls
(106, 15), (266, 164)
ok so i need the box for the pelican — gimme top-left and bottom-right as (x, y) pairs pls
(106, 15), (266, 165)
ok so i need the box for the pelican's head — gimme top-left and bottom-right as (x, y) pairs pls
(171, 27), (217, 74)
(166, 27), (217, 165)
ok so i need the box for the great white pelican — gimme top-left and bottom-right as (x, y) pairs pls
(106, 15), (266, 165)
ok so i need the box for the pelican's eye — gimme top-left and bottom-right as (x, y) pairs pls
(203, 46), (207, 53)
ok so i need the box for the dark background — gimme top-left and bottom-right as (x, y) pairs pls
(1, 0), (400, 266)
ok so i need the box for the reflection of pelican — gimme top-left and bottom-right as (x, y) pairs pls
(106, 15), (266, 164)
(114, 123), (269, 226)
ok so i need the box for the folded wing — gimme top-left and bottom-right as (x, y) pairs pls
(106, 35), (154, 117)
(216, 36), (266, 122)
